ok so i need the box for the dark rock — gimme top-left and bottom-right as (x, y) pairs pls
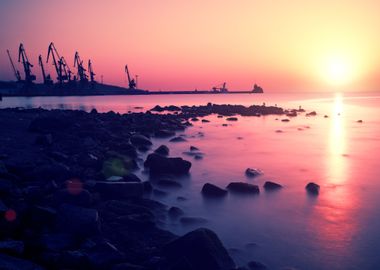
(0, 240), (24, 255)
(154, 145), (170, 156)
(248, 260), (268, 270)
(281, 119), (290, 122)
(28, 116), (72, 133)
(306, 182), (320, 195)
(53, 187), (92, 207)
(144, 153), (191, 175)
(113, 263), (147, 270)
(0, 253), (44, 270)
(226, 117), (238, 121)
(154, 130), (175, 138)
(190, 146), (199, 151)
(168, 206), (184, 219)
(194, 155), (203, 160)
(169, 136), (187, 142)
(56, 204), (100, 237)
(226, 182), (260, 194)
(202, 183), (228, 197)
(191, 117), (199, 121)
(123, 173), (142, 183)
(163, 228), (235, 270)
(245, 168), (262, 178)
(142, 181), (153, 193)
(130, 134), (152, 146)
(357, 120), (363, 123)
(202, 119), (210, 123)
(152, 189), (168, 197)
(94, 181), (144, 199)
(306, 111), (317, 116)
(179, 217), (208, 225)
(37, 233), (77, 252)
(222, 124), (228, 127)
(35, 134), (53, 146)
(263, 181), (283, 191)
(85, 241), (125, 269)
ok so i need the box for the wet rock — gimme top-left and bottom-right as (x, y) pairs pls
(202, 119), (210, 123)
(202, 183), (228, 197)
(107, 176), (123, 182)
(194, 154), (203, 160)
(35, 134), (53, 146)
(163, 228), (235, 270)
(144, 153), (191, 175)
(56, 204), (100, 237)
(154, 145), (170, 156)
(306, 182), (320, 195)
(245, 168), (262, 178)
(191, 117), (199, 122)
(37, 233), (77, 252)
(222, 124), (228, 127)
(28, 116), (72, 133)
(281, 119), (290, 122)
(226, 182), (260, 194)
(122, 173), (142, 182)
(142, 181), (153, 193)
(324, 115), (329, 118)
(130, 134), (152, 146)
(226, 117), (238, 121)
(169, 136), (187, 142)
(85, 241), (125, 269)
(0, 253), (44, 270)
(168, 206), (184, 219)
(154, 130), (175, 138)
(357, 120), (363, 123)
(153, 189), (168, 197)
(190, 146), (199, 151)
(306, 111), (317, 116)
(94, 181), (144, 199)
(180, 217), (208, 225)
(53, 188), (93, 207)
(0, 240), (24, 255)
(248, 260), (268, 270)
(263, 181), (283, 191)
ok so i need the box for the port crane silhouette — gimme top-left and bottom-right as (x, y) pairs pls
(47, 42), (71, 84)
(38, 55), (53, 85)
(6, 49), (21, 82)
(212, 82), (228, 92)
(88, 60), (96, 83)
(74, 52), (88, 82)
(18, 43), (36, 84)
(125, 64), (136, 89)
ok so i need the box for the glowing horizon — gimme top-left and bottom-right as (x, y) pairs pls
(0, 0), (379, 92)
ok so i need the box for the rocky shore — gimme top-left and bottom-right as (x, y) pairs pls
(0, 104), (296, 269)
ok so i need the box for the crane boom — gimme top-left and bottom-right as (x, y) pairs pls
(6, 49), (21, 81)
(47, 42), (68, 83)
(125, 64), (136, 89)
(18, 43), (36, 83)
(88, 60), (95, 82)
(38, 55), (53, 85)
(74, 52), (88, 82)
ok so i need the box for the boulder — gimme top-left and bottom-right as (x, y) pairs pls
(56, 204), (100, 237)
(154, 145), (170, 156)
(226, 117), (238, 121)
(201, 183), (228, 198)
(169, 136), (187, 142)
(190, 146), (199, 151)
(263, 181), (282, 191)
(144, 153), (191, 175)
(0, 240), (24, 255)
(168, 207), (184, 219)
(226, 182), (260, 194)
(245, 168), (262, 178)
(306, 182), (320, 195)
(85, 241), (125, 269)
(37, 233), (77, 252)
(28, 116), (72, 133)
(154, 130), (175, 138)
(0, 253), (44, 270)
(130, 134), (152, 146)
(163, 228), (235, 270)
(94, 182), (144, 199)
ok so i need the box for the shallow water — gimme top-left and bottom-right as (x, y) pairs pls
(2, 92), (380, 269)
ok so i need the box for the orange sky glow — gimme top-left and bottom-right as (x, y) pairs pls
(0, 0), (379, 92)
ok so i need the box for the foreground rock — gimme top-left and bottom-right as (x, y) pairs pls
(0, 253), (44, 270)
(306, 182), (320, 195)
(226, 182), (260, 194)
(263, 181), (283, 191)
(163, 228), (235, 270)
(245, 168), (262, 178)
(144, 153), (191, 175)
(202, 183), (228, 198)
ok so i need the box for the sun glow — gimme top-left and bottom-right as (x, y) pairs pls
(324, 56), (352, 86)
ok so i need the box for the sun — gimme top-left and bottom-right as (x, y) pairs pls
(324, 55), (352, 86)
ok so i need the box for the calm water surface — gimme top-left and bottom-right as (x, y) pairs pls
(1, 92), (380, 270)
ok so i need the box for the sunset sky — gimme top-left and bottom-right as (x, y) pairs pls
(0, 0), (379, 92)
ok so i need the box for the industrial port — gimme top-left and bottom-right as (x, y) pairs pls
(1, 42), (263, 97)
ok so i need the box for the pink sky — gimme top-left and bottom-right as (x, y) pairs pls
(1, 0), (379, 92)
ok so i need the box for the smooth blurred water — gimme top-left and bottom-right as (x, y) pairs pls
(1, 92), (380, 269)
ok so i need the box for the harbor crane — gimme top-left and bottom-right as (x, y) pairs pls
(47, 42), (71, 84)
(18, 43), (36, 83)
(212, 82), (228, 93)
(88, 60), (95, 83)
(74, 52), (88, 82)
(125, 64), (136, 89)
(38, 55), (53, 85)
(6, 49), (21, 82)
